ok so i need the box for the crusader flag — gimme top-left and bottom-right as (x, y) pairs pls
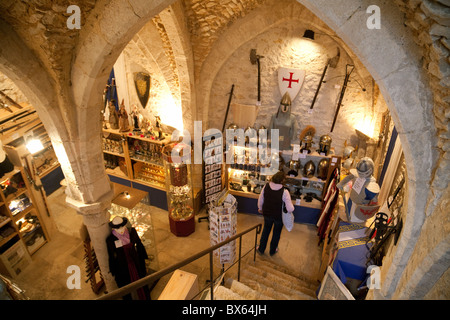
(134, 72), (151, 109)
(278, 67), (305, 101)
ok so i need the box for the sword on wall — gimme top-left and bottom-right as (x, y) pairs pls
(310, 48), (340, 110)
(330, 64), (355, 132)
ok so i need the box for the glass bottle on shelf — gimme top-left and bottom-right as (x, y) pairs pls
(162, 142), (195, 237)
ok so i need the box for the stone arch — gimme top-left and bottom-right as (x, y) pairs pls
(198, 0), (435, 299)
(291, 0), (435, 299)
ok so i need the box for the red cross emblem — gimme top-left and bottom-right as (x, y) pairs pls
(282, 72), (299, 88)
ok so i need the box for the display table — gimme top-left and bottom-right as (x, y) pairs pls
(158, 269), (199, 300)
(332, 222), (371, 285)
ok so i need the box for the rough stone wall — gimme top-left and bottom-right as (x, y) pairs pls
(207, 12), (388, 156)
(0, 71), (29, 104)
(384, 0), (450, 299)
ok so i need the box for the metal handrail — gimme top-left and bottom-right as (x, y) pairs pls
(97, 223), (262, 300)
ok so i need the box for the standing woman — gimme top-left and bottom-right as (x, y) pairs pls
(257, 171), (294, 256)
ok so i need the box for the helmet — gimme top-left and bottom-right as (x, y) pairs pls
(356, 157), (374, 178)
(303, 160), (316, 178)
(280, 92), (291, 113)
(319, 134), (332, 155)
(289, 160), (301, 171)
(301, 135), (313, 154)
(317, 158), (330, 180)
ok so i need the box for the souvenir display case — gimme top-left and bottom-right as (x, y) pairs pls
(162, 142), (195, 237)
(226, 141), (341, 225)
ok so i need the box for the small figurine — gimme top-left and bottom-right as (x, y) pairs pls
(130, 104), (141, 133)
(118, 100), (130, 132)
(155, 115), (163, 140)
(108, 100), (119, 130)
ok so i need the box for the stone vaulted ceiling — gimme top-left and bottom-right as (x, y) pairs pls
(182, 0), (267, 73)
(0, 0), (97, 85)
(0, 0), (268, 85)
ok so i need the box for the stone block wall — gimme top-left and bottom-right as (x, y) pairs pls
(207, 18), (388, 157)
(372, 0), (450, 299)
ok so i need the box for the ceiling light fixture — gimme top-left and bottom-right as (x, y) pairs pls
(303, 29), (315, 40)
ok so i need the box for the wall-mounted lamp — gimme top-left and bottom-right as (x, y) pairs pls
(303, 29), (315, 40)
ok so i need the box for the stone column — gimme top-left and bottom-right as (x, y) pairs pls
(66, 190), (117, 293)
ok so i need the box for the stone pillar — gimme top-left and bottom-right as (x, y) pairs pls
(66, 190), (117, 293)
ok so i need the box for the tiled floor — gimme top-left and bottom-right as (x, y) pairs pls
(10, 187), (322, 300)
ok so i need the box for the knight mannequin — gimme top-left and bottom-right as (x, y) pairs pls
(269, 92), (297, 151)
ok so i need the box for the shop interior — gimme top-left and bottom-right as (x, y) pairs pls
(0, 1), (409, 301)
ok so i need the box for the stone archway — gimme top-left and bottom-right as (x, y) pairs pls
(0, 0), (441, 298)
(197, 0), (436, 299)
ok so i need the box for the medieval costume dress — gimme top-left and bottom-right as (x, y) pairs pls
(106, 218), (150, 300)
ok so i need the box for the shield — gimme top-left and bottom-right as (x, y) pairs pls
(134, 72), (151, 108)
(278, 67), (305, 101)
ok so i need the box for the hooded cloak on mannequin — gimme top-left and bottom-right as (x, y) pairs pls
(106, 216), (150, 300)
(269, 92), (297, 151)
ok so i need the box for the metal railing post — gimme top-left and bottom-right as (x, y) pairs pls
(209, 251), (214, 300)
(238, 236), (242, 281)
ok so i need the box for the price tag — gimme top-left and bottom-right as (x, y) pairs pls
(296, 199), (301, 206)
(114, 240), (123, 248)
(352, 177), (366, 195)
(292, 144), (300, 161)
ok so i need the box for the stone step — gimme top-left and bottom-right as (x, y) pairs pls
(240, 268), (315, 300)
(255, 256), (318, 289)
(248, 260), (317, 297)
(242, 264), (316, 299)
(239, 270), (292, 300)
(214, 285), (245, 300)
(224, 278), (274, 300)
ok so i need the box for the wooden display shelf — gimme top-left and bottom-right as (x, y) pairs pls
(11, 205), (33, 222)
(103, 150), (125, 157)
(0, 217), (11, 229)
(0, 231), (18, 248)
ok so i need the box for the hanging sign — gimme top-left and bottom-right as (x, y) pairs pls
(278, 67), (306, 101)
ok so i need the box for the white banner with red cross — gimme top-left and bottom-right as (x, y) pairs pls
(278, 67), (306, 101)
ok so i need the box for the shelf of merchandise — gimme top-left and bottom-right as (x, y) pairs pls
(0, 167), (49, 274)
(102, 128), (172, 209)
(226, 145), (341, 225)
(2, 106), (62, 195)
